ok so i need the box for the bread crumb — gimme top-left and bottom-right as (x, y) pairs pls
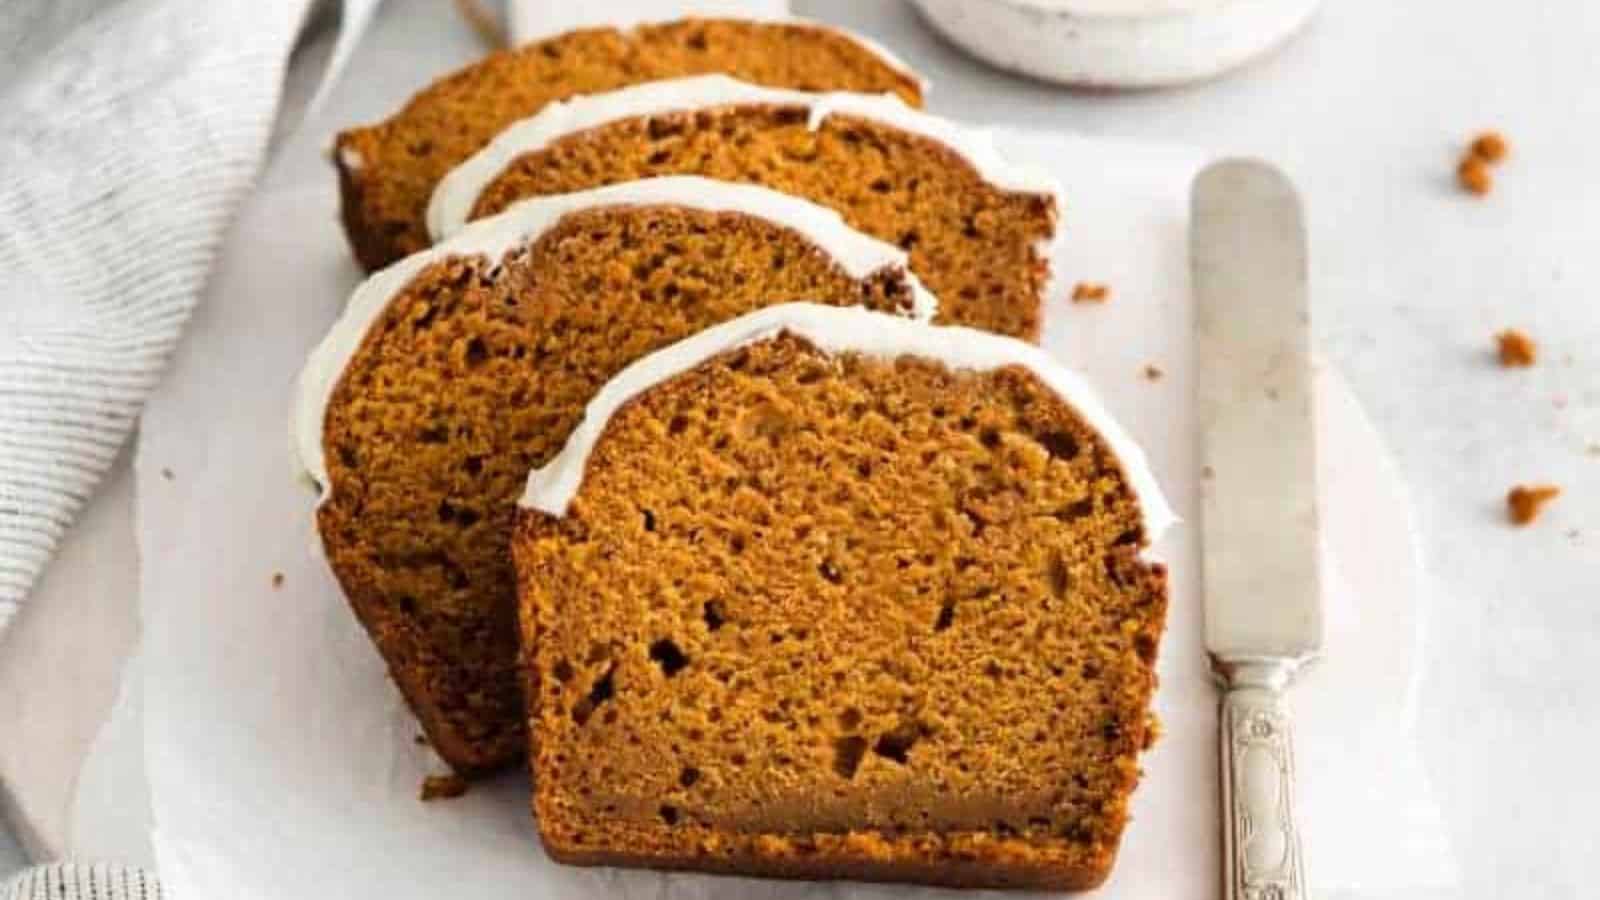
(1142, 713), (1163, 750)
(414, 734), (429, 746)
(1588, 443), (1600, 457)
(1496, 329), (1537, 367)
(271, 572), (284, 589)
(1457, 156), (1493, 196)
(1470, 131), (1510, 164)
(1458, 131), (1509, 195)
(1507, 484), (1560, 526)
(161, 468), (174, 481)
(420, 773), (469, 801)
(1143, 364), (1164, 382)
(1071, 282), (1111, 304)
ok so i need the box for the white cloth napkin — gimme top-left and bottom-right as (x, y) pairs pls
(0, 0), (381, 892)
(0, 0), (319, 631)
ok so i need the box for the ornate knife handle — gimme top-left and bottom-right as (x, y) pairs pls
(1217, 660), (1307, 900)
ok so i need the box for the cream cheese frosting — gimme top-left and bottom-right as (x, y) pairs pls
(426, 74), (1062, 242)
(519, 302), (1178, 543)
(294, 177), (939, 500)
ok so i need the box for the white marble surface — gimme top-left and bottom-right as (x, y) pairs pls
(4, 0), (1599, 894)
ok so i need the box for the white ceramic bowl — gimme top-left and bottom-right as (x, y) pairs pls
(912, 0), (1322, 89)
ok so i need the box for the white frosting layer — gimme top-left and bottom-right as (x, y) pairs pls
(294, 177), (939, 499)
(519, 303), (1178, 543)
(427, 74), (1061, 241)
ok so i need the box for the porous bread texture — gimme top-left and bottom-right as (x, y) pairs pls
(462, 105), (1054, 340)
(335, 19), (923, 271)
(513, 334), (1168, 889)
(317, 206), (921, 773)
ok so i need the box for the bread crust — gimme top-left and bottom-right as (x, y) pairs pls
(333, 20), (924, 270)
(540, 821), (1116, 891)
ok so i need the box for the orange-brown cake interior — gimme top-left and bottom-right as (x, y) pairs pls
(466, 107), (1054, 340)
(514, 334), (1167, 888)
(336, 20), (924, 270)
(317, 209), (918, 772)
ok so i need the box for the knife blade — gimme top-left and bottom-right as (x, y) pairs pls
(1193, 158), (1322, 900)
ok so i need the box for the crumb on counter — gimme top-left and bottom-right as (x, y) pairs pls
(414, 734), (429, 746)
(1470, 131), (1510, 164)
(161, 467), (174, 481)
(1143, 364), (1164, 382)
(1458, 156), (1493, 196)
(1507, 484), (1561, 526)
(1458, 130), (1510, 196)
(421, 773), (469, 802)
(271, 572), (284, 589)
(1496, 329), (1537, 367)
(1071, 282), (1111, 304)
(1589, 443), (1600, 457)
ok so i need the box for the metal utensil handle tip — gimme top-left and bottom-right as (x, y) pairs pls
(1219, 663), (1307, 900)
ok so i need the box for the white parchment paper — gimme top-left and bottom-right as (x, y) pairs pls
(136, 7), (1458, 891)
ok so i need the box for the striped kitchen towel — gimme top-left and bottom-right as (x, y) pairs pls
(0, 0), (364, 632)
(3, 864), (160, 900)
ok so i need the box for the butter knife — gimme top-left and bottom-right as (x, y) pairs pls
(1193, 159), (1322, 900)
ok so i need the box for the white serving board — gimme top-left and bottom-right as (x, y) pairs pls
(135, 128), (1453, 898)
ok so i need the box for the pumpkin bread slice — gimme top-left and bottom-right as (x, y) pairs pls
(335, 18), (923, 271)
(428, 76), (1061, 340)
(513, 304), (1172, 888)
(295, 179), (934, 773)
